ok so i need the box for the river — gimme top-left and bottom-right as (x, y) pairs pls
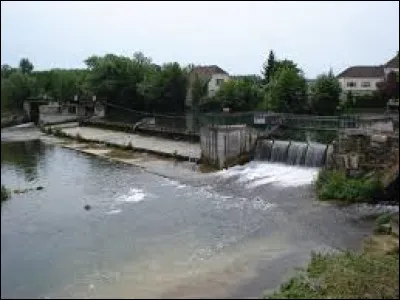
(1, 130), (396, 299)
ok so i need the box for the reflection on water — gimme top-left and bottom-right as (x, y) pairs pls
(1, 140), (48, 182)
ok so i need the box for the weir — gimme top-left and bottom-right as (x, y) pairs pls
(254, 139), (328, 167)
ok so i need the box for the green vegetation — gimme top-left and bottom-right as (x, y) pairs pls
(268, 209), (399, 299)
(309, 70), (342, 115)
(315, 169), (383, 202)
(105, 148), (138, 159)
(266, 250), (399, 299)
(373, 212), (397, 235)
(1, 185), (10, 202)
(1, 49), (349, 117)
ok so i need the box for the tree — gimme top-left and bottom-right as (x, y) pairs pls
(138, 62), (188, 113)
(213, 79), (263, 111)
(377, 71), (399, 101)
(309, 70), (342, 115)
(1, 64), (15, 79)
(274, 59), (300, 74)
(264, 66), (308, 113)
(190, 73), (209, 111)
(19, 58), (33, 74)
(1, 71), (36, 111)
(262, 50), (276, 84)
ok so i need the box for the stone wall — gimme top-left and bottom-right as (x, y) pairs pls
(327, 129), (399, 172)
(200, 125), (258, 168)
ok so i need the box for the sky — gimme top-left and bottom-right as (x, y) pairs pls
(1, 1), (399, 78)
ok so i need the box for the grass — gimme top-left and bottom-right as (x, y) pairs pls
(105, 148), (138, 159)
(198, 163), (219, 173)
(1, 185), (10, 202)
(315, 169), (383, 202)
(265, 250), (399, 299)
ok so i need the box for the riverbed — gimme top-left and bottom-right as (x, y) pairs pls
(1, 128), (397, 299)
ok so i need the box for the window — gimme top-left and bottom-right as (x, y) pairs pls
(347, 81), (356, 87)
(216, 79), (224, 86)
(361, 81), (371, 87)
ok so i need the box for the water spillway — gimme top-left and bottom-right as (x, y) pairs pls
(254, 139), (328, 167)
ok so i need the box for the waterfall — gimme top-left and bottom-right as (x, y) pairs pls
(270, 141), (290, 163)
(286, 142), (308, 165)
(304, 142), (327, 167)
(255, 139), (327, 167)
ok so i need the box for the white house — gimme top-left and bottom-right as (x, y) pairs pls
(337, 55), (399, 96)
(186, 65), (230, 108)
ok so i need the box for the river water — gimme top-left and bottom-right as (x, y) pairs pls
(1, 133), (396, 299)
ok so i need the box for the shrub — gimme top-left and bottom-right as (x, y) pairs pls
(315, 169), (383, 202)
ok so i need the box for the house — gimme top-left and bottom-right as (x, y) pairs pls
(186, 65), (230, 108)
(337, 55), (399, 96)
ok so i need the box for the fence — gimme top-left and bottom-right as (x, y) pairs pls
(102, 102), (394, 137)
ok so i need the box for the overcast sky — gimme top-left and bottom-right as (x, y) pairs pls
(1, 1), (399, 78)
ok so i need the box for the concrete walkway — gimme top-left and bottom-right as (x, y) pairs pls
(59, 126), (201, 160)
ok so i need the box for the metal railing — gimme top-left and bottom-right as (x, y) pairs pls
(102, 103), (394, 136)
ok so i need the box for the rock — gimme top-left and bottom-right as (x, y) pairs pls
(84, 204), (91, 211)
(36, 186), (44, 190)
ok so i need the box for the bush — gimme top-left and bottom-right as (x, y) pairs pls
(315, 169), (383, 202)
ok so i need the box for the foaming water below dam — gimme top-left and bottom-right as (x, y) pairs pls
(219, 161), (320, 188)
(255, 139), (329, 168)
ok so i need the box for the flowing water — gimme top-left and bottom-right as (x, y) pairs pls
(255, 139), (327, 167)
(1, 133), (396, 299)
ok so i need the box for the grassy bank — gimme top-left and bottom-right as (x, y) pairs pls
(266, 250), (398, 299)
(265, 212), (399, 299)
(315, 169), (383, 202)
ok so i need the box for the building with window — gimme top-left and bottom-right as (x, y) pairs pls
(337, 55), (399, 96)
(185, 65), (230, 108)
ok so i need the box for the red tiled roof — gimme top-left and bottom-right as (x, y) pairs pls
(337, 66), (384, 78)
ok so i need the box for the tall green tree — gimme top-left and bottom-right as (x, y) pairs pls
(309, 70), (342, 115)
(262, 50), (276, 84)
(19, 58), (33, 74)
(213, 79), (264, 112)
(190, 73), (209, 111)
(264, 66), (308, 113)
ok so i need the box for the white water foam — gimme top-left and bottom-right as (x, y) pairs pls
(117, 188), (146, 203)
(161, 178), (187, 189)
(105, 209), (122, 215)
(219, 161), (319, 188)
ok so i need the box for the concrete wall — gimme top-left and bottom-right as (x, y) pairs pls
(38, 104), (77, 125)
(39, 104), (61, 114)
(200, 125), (258, 168)
(94, 102), (105, 117)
